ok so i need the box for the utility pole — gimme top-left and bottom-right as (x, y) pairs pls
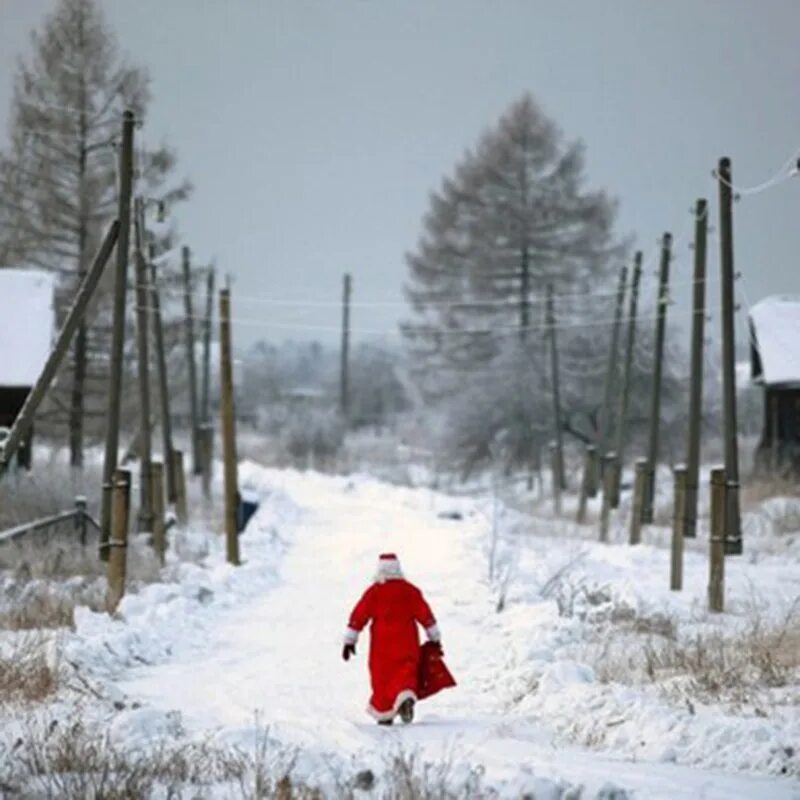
(133, 199), (153, 532)
(70, 85), (90, 469)
(149, 243), (176, 503)
(100, 110), (134, 560)
(708, 467), (726, 611)
(150, 461), (166, 564)
(641, 232), (672, 524)
(597, 266), (628, 458)
(340, 273), (352, 421)
(670, 466), (687, 590)
(199, 266), (215, 497)
(684, 199), (708, 540)
(611, 252), (642, 507)
(182, 246), (201, 475)
(201, 266), (215, 426)
(546, 285), (566, 489)
(220, 288), (240, 566)
(717, 158), (743, 555)
(105, 468), (131, 613)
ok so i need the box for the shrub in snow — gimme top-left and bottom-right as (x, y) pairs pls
(538, 660), (596, 694)
(436, 341), (549, 479)
(282, 408), (345, 469)
(0, 633), (59, 704)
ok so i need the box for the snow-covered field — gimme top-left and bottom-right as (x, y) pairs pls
(1, 461), (799, 798)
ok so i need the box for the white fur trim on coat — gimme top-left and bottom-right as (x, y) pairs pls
(367, 689), (417, 722)
(425, 624), (441, 642)
(343, 627), (359, 645)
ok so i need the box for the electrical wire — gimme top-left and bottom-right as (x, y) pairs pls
(127, 269), (724, 314)
(131, 299), (715, 338)
(712, 146), (800, 197)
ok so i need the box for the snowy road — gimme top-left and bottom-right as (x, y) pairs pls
(115, 467), (798, 799)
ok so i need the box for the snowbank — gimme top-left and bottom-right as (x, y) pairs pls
(1, 465), (798, 798)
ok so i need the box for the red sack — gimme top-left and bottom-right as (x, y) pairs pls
(417, 641), (457, 700)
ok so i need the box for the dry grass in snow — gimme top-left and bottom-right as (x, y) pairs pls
(0, 634), (59, 705)
(1, 719), (495, 800)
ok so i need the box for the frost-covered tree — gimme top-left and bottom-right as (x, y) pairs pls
(437, 298), (691, 478)
(401, 94), (629, 475)
(241, 339), (410, 432)
(0, 0), (190, 466)
(348, 343), (410, 429)
(402, 94), (623, 400)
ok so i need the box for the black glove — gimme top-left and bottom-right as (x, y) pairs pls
(429, 641), (444, 656)
(342, 643), (356, 661)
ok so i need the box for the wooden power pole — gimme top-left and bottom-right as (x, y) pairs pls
(148, 243), (176, 503)
(597, 266), (628, 459)
(546, 285), (566, 490)
(182, 246), (201, 475)
(708, 467), (726, 611)
(340, 273), (352, 420)
(133, 199), (153, 532)
(717, 158), (743, 555)
(100, 110), (134, 560)
(105, 468), (131, 613)
(220, 289), (240, 565)
(612, 251), (642, 506)
(201, 266), (215, 426)
(641, 233), (672, 525)
(684, 199), (708, 540)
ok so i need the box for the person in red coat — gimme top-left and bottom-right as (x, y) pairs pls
(342, 553), (443, 725)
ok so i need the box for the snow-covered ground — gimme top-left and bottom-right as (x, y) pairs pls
(2, 462), (799, 798)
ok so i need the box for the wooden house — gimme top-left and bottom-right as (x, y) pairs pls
(749, 296), (800, 473)
(0, 269), (56, 469)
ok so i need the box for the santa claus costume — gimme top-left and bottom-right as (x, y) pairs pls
(342, 553), (451, 724)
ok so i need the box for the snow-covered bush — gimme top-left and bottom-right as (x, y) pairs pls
(586, 601), (800, 705)
(347, 343), (410, 429)
(436, 341), (549, 479)
(282, 409), (345, 469)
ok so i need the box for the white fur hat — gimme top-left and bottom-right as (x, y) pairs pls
(375, 552), (403, 583)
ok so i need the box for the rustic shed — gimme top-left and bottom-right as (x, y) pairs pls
(749, 295), (800, 472)
(0, 269), (56, 469)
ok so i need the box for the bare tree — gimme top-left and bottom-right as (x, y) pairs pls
(0, 0), (190, 466)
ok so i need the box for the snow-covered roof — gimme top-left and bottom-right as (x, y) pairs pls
(749, 295), (800, 388)
(0, 269), (56, 387)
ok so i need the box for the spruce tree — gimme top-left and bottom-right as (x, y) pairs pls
(402, 94), (631, 475)
(403, 94), (621, 400)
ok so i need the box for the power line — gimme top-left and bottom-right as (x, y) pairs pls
(132, 299), (717, 339)
(128, 269), (723, 314)
(711, 146), (800, 198)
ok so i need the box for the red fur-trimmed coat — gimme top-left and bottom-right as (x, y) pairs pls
(345, 578), (439, 720)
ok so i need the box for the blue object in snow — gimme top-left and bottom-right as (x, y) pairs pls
(236, 490), (259, 533)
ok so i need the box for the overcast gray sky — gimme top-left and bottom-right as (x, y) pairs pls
(1, 0), (798, 349)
